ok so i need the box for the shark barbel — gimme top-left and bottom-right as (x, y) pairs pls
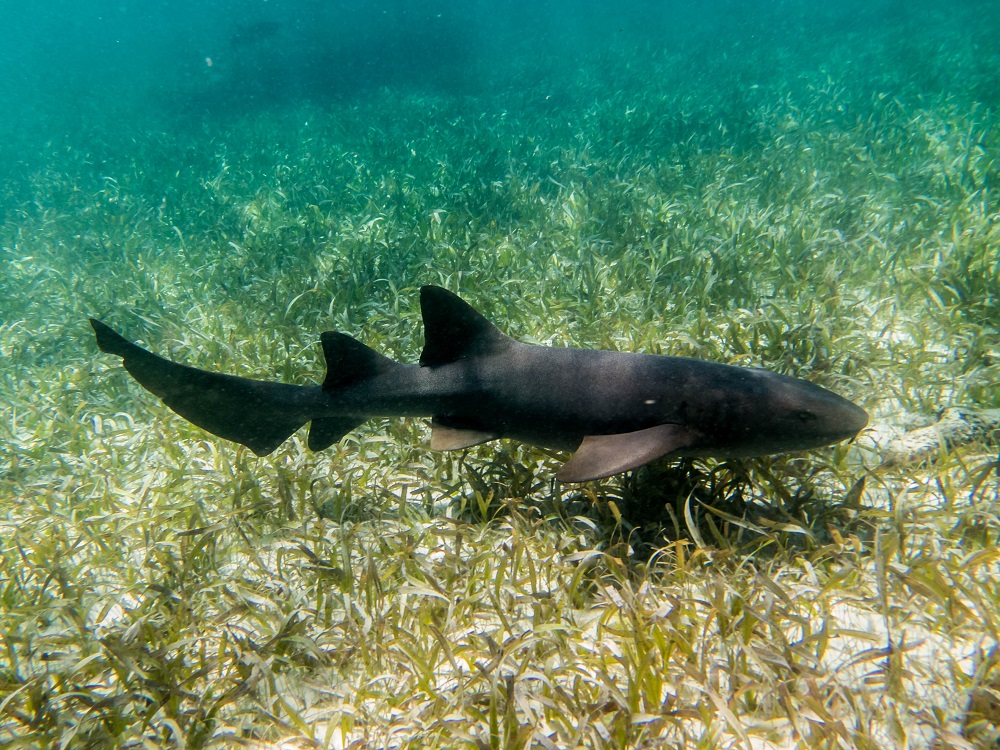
(90, 285), (868, 482)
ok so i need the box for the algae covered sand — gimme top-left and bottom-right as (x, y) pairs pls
(1, 0), (998, 747)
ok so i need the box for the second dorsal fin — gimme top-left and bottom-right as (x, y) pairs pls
(320, 332), (399, 390)
(419, 286), (513, 367)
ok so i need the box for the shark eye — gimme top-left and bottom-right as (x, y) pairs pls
(796, 410), (818, 423)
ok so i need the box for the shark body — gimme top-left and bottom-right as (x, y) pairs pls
(91, 285), (868, 482)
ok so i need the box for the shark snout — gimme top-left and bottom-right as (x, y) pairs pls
(801, 388), (869, 444)
(764, 373), (869, 452)
(841, 400), (870, 437)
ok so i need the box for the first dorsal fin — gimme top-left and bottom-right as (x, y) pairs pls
(320, 331), (399, 390)
(419, 286), (513, 367)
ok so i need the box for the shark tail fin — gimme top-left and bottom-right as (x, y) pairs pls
(91, 319), (310, 456)
(307, 331), (403, 451)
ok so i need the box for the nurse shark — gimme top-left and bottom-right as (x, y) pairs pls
(90, 285), (868, 482)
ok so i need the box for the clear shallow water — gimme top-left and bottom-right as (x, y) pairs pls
(2, 1), (997, 131)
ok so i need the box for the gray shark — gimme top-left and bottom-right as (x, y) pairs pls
(90, 285), (868, 482)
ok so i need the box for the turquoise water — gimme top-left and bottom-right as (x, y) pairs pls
(2, 0), (996, 338)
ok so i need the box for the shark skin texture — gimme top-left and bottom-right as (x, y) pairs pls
(90, 285), (868, 482)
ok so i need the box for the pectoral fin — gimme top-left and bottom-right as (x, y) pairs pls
(430, 416), (499, 450)
(556, 423), (697, 483)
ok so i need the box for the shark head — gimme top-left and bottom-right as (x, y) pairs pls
(727, 369), (869, 456)
(680, 366), (869, 459)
